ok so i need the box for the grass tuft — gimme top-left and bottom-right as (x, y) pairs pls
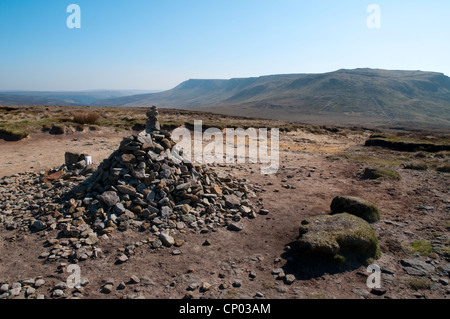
(72, 111), (100, 125)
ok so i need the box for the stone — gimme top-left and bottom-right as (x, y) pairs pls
(297, 213), (381, 262)
(439, 263), (450, 276)
(160, 206), (173, 219)
(121, 153), (136, 163)
(227, 221), (244, 231)
(117, 185), (138, 197)
(224, 194), (241, 209)
(114, 202), (126, 215)
(49, 125), (65, 135)
(117, 254), (129, 264)
(98, 191), (120, 208)
(159, 232), (175, 247)
(52, 289), (65, 298)
(181, 214), (196, 224)
(233, 279), (242, 288)
(201, 282), (212, 292)
(65, 152), (85, 167)
(130, 275), (140, 284)
(102, 284), (114, 294)
(85, 234), (99, 246)
(54, 281), (67, 290)
(26, 287), (36, 297)
(0, 284), (9, 293)
(31, 220), (47, 231)
(212, 185), (223, 197)
(352, 288), (370, 297)
(330, 196), (381, 223)
(285, 274), (296, 285)
(9, 287), (21, 297)
(172, 249), (182, 255)
(401, 259), (436, 276)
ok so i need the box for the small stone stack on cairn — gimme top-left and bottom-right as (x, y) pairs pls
(61, 106), (255, 244)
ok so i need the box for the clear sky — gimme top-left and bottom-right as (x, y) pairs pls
(0, 0), (449, 91)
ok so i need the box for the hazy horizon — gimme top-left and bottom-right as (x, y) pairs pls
(1, 67), (449, 93)
(1, 1), (449, 91)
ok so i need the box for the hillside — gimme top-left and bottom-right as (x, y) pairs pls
(0, 90), (159, 106)
(91, 69), (450, 128)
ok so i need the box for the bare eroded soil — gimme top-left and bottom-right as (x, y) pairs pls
(0, 124), (449, 300)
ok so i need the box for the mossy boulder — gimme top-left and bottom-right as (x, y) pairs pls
(361, 167), (401, 181)
(330, 196), (381, 223)
(297, 213), (381, 264)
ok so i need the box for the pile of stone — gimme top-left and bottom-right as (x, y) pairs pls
(56, 106), (256, 248)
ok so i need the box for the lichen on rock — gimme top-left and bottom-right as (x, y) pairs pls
(297, 213), (381, 264)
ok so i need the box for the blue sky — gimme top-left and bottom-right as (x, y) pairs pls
(0, 0), (449, 91)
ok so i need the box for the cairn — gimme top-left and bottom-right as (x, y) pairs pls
(55, 106), (255, 257)
(145, 105), (161, 133)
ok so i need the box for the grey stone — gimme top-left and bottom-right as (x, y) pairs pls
(33, 278), (45, 288)
(31, 220), (47, 231)
(140, 277), (154, 286)
(160, 206), (173, 219)
(439, 263), (450, 276)
(117, 254), (129, 264)
(224, 194), (241, 209)
(227, 221), (244, 231)
(297, 213), (380, 262)
(21, 278), (35, 286)
(51, 289), (65, 298)
(130, 275), (140, 284)
(85, 234), (99, 246)
(80, 278), (90, 287)
(381, 265), (396, 275)
(11, 282), (21, 289)
(117, 185), (138, 197)
(99, 191), (120, 208)
(181, 214), (196, 224)
(102, 284), (114, 294)
(401, 259), (436, 276)
(152, 239), (162, 249)
(9, 287), (21, 297)
(114, 202), (126, 215)
(285, 274), (296, 285)
(54, 281), (67, 290)
(26, 287), (36, 296)
(353, 288), (370, 297)
(0, 284), (9, 293)
(272, 268), (284, 275)
(159, 232), (175, 247)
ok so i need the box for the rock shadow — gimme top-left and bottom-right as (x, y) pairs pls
(280, 241), (368, 280)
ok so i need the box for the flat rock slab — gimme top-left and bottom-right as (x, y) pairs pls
(401, 259), (436, 276)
